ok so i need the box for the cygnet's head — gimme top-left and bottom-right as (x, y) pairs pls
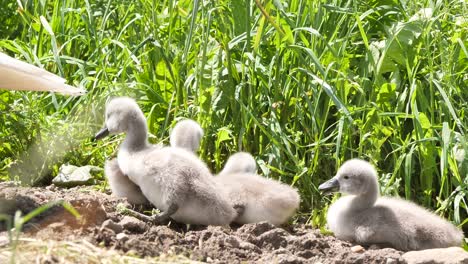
(169, 119), (203, 152)
(318, 159), (378, 195)
(220, 152), (257, 175)
(95, 97), (145, 140)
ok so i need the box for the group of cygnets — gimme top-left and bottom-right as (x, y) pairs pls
(96, 97), (300, 226)
(96, 97), (464, 252)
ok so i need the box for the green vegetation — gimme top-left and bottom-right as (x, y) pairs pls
(0, 0), (466, 233)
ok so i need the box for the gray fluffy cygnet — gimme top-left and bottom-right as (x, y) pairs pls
(169, 119), (203, 153)
(215, 152), (300, 226)
(218, 152), (257, 176)
(95, 97), (236, 225)
(319, 159), (464, 251)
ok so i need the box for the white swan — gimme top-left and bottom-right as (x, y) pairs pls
(215, 152), (300, 225)
(0, 52), (85, 95)
(95, 97), (236, 225)
(319, 159), (464, 251)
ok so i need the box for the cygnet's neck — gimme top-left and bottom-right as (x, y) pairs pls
(121, 118), (149, 152)
(349, 179), (379, 210)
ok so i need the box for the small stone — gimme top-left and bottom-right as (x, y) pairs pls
(273, 248), (288, 255)
(45, 185), (57, 191)
(351, 245), (365, 253)
(148, 225), (180, 242)
(256, 228), (289, 249)
(260, 253), (306, 264)
(239, 241), (261, 253)
(119, 216), (146, 233)
(292, 233), (319, 250)
(402, 247), (468, 264)
(223, 236), (240, 248)
(100, 219), (123, 234)
(236, 221), (277, 237)
(52, 164), (100, 187)
(296, 249), (317, 259)
(116, 232), (129, 242)
(386, 258), (397, 264)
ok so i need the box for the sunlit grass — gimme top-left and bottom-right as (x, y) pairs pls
(0, 0), (466, 234)
(0, 238), (200, 264)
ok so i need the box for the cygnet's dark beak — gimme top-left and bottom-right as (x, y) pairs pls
(318, 177), (340, 194)
(94, 127), (110, 141)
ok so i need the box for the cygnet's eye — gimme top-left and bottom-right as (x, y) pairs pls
(343, 175), (349, 180)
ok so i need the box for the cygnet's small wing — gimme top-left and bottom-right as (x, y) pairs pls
(169, 119), (203, 152)
(219, 152), (257, 175)
(105, 159), (148, 205)
(0, 52), (86, 95)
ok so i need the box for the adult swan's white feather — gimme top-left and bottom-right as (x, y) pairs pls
(0, 52), (85, 95)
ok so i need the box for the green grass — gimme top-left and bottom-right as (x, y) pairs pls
(0, 0), (466, 233)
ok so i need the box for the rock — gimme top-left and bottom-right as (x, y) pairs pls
(119, 216), (146, 233)
(52, 164), (101, 187)
(236, 221), (276, 237)
(239, 240), (261, 253)
(116, 232), (129, 242)
(292, 233), (320, 250)
(148, 225), (180, 241)
(222, 235), (240, 248)
(296, 249), (319, 259)
(100, 219), (123, 234)
(260, 253), (306, 264)
(256, 228), (289, 249)
(402, 247), (468, 264)
(45, 185), (57, 191)
(351, 245), (365, 253)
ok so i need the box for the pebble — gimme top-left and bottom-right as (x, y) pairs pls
(119, 216), (146, 233)
(116, 232), (129, 242)
(100, 219), (123, 234)
(351, 245), (365, 253)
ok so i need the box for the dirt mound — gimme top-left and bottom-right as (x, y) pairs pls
(0, 182), (403, 263)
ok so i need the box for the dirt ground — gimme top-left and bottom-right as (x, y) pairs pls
(0, 182), (404, 263)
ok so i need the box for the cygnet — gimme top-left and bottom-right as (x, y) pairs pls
(169, 119), (203, 152)
(0, 52), (85, 95)
(106, 119), (202, 206)
(215, 152), (300, 225)
(95, 97), (237, 225)
(104, 158), (148, 204)
(218, 152), (257, 175)
(319, 159), (464, 251)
